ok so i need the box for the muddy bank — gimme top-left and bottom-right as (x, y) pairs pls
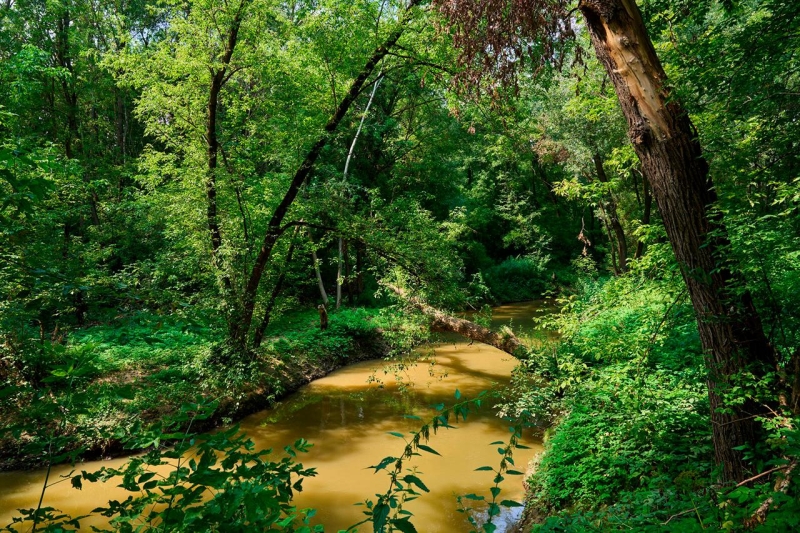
(2, 301), (551, 532)
(0, 327), (393, 471)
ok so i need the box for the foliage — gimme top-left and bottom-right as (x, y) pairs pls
(264, 307), (425, 363)
(354, 389), (528, 533)
(0, 306), (415, 470)
(515, 270), (800, 531)
(3, 397), (320, 533)
(0, 0), (798, 529)
(483, 256), (550, 304)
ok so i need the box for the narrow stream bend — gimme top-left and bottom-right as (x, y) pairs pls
(0, 302), (550, 532)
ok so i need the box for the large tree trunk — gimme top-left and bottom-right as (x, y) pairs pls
(579, 0), (776, 482)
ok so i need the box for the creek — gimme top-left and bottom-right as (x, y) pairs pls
(0, 301), (552, 532)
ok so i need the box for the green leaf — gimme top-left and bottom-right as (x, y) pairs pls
(417, 444), (441, 456)
(402, 475), (430, 493)
(475, 466), (494, 471)
(391, 518), (418, 533)
(372, 503), (390, 532)
(137, 472), (156, 484)
(369, 456), (397, 472)
(500, 500), (524, 508)
(387, 431), (406, 438)
(454, 389), (461, 400)
(278, 514), (296, 527)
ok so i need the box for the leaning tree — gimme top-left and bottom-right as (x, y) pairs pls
(434, 0), (777, 482)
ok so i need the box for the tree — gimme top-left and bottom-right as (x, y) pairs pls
(0, 0), (158, 339)
(435, 0), (778, 482)
(121, 0), (428, 349)
(526, 62), (639, 274)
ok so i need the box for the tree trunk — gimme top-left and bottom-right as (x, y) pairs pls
(634, 177), (652, 259)
(344, 239), (354, 305)
(206, 74), (225, 258)
(336, 237), (343, 310)
(598, 203), (620, 275)
(593, 153), (627, 272)
(336, 73), (382, 311)
(252, 232), (298, 349)
(311, 249), (329, 305)
(232, 0), (420, 347)
(55, 11), (77, 159)
(205, 0), (246, 261)
(579, 0), (776, 482)
(387, 284), (526, 357)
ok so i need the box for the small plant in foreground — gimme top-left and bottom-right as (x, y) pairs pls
(351, 389), (529, 533)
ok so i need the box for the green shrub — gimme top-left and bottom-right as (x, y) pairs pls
(519, 271), (800, 532)
(533, 366), (711, 509)
(483, 256), (549, 303)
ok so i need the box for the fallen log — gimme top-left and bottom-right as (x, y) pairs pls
(744, 459), (796, 528)
(386, 284), (527, 357)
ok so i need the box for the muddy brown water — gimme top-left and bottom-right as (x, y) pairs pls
(0, 302), (552, 532)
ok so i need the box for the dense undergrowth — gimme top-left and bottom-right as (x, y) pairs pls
(505, 264), (800, 532)
(0, 306), (427, 470)
(482, 257), (551, 304)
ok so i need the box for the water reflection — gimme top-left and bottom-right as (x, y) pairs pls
(0, 302), (549, 532)
(238, 334), (542, 531)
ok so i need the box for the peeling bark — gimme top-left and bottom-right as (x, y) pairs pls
(579, 0), (776, 481)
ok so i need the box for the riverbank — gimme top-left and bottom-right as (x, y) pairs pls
(0, 307), (429, 471)
(506, 275), (742, 531)
(2, 301), (550, 533)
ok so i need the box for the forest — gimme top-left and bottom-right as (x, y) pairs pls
(0, 0), (798, 531)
